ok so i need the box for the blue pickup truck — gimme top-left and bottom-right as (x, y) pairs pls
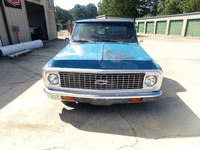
(43, 19), (163, 105)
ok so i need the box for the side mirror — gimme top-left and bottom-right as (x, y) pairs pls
(65, 37), (69, 43)
(139, 39), (143, 44)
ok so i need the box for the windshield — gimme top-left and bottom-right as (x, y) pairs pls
(71, 22), (137, 43)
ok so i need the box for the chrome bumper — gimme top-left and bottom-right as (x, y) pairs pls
(44, 88), (162, 105)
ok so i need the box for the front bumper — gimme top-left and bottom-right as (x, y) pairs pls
(44, 88), (162, 105)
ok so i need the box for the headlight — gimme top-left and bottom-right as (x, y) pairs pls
(48, 74), (59, 85)
(145, 76), (157, 87)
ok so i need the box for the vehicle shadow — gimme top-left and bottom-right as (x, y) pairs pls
(137, 34), (149, 37)
(59, 77), (200, 139)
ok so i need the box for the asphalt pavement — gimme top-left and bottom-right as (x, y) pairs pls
(0, 34), (200, 150)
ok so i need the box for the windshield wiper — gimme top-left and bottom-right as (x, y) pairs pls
(101, 39), (129, 43)
(100, 39), (117, 42)
(72, 39), (98, 43)
(72, 39), (90, 42)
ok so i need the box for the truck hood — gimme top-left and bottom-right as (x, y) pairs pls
(48, 43), (159, 69)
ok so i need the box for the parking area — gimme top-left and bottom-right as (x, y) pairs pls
(0, 34), (200, 150)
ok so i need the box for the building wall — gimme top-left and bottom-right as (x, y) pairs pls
(2, 0), (31, 44)
(135, 12), (200, 37)
(44, 0), (57, 40)
(106, 16), (135, 22)
(0, 6), (10, 46)
(1, 0), (57, 46)
(26, 0), (44, 5)
(96, 15), (135, 22)
(26, 0), (57, 40)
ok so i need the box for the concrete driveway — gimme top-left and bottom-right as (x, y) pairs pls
(0, 35), (200, 150)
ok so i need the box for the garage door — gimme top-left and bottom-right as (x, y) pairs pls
(146, 22), (154, 34)
(138, 22), (144, 33)
(186, 19), (200, 37)
(169, 20), (183, 35)
(156, 21), (166, 34)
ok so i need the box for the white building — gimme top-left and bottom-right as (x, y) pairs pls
(0, 0), (57, 46)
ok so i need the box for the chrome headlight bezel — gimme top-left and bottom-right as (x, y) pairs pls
(143, 71), (163, 90)
(145, 76), (157, 87)
(48, 74), (59, 85)
(43, 69), (60, 88)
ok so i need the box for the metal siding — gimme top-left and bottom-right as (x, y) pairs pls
(146, 22), (154, 34)
(186, 19), (200, 37)
(169, 20), (183, 35)
(26, 0), (44, 5)
(136, 13), (200, 37)
(136, 12), (200, 21)
(0, 7), (10, 46)
(106, 16), (134, 22)
(3, 0), (31, 44)
(3, 6), (15, 43)
(138, 22), (144, 33)
(44, 0), (57, 40)
(156, 21), (166, 34)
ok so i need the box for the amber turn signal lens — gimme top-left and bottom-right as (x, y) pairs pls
(61, 96), (75, 101)
(128, 98), (142, 102)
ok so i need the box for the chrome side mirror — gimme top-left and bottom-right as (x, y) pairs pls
(139, 39), (143, 44)
(65, 37), (69, 43)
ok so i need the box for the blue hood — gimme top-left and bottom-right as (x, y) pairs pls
(48, 43), (159, 69)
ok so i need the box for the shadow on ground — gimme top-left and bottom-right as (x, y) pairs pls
(137, 34), (149, 37)
(0, 39), (67, 109)
(60, 77), (200, 139)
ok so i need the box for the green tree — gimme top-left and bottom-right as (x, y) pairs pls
(157, 0), (182, 15)
(140, 0), (159, 16)
(98, 0), (159, 18)
(70, 4), (98, 20)
(181, 0), (200, 12)
(55, 6), (72, 23)
(86, 3), (98, 18)
(98, 0), (139, 17)
(70, 4), (88, 20)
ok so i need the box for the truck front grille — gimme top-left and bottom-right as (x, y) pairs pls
(59, 72), (145, 90)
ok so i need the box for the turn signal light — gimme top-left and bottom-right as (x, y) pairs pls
(128, 98), (142, 102)
(61, 96), (75, 101)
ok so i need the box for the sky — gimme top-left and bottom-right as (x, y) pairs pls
(54, 0), (101, 10)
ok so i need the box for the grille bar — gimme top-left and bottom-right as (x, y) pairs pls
(59, 72), (145, 90)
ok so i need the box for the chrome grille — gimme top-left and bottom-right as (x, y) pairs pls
(59, 72), (145, 90)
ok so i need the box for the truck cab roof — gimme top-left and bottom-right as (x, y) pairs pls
(76, 19), (133, 23)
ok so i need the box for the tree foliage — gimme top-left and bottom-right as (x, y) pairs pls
(55, 4), (97, 23)
(140, 0), (159, 16)
(98, 0), (159, 18)
(157, 0), (200, 15)
(181, 0), (200, 13)
(98, 0), (200, 18)
(70, 4), (97, 20)
(55, 6), (72, 24)
(98, 0), (139, 17)
(70, 4), (88, 20)
(86, 3), (98, 18)
(55, 0), (200, 22)
(157, 0), (182, 15)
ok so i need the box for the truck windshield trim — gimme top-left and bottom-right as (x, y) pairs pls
(71, 22), (137, 43)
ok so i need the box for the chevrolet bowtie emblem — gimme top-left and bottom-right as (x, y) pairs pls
(95, 80), (108, 85)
